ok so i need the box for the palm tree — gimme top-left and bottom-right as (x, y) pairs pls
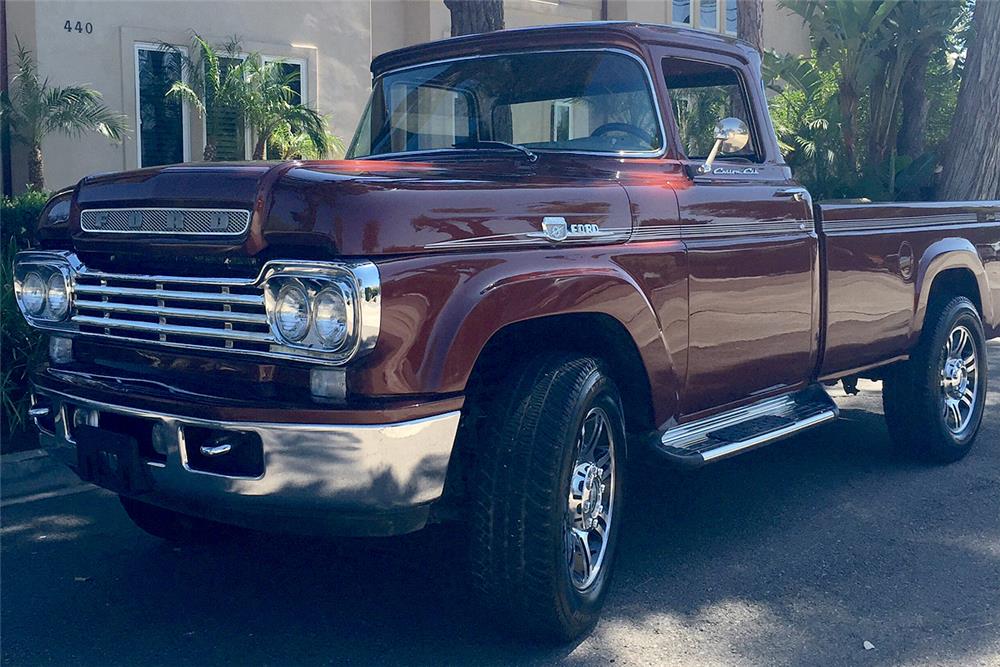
(0, 38), (127, 190)
(780, 0), (900, 181)
(164, 35), (329, 160)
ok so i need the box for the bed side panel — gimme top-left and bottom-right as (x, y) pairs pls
(817, 201), (1000, 378)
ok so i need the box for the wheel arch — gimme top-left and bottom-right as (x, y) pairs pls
(465, 312), (658, 435)
(912, 239), (993, 341)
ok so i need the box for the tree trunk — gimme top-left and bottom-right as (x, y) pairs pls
(444, 0), (504, 37)
(736, 0), (764, 53)
(27, 141), (44, 191)
(897, 46), (932, 159)
(838, 83), (859, 183)
(252, 135), (267, 161)
(940, 0), (1000, 200)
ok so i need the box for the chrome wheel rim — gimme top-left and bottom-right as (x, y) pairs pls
(565, 406), (616, 591)
(940, 324), (979, 435)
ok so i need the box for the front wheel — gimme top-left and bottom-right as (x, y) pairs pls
(883, 296), (988, 463)
(469, 355), (626, 641)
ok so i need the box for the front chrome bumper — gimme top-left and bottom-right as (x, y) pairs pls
(31, 387), (461, 536)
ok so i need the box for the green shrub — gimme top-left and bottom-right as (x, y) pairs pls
(1, 189), (48, 450)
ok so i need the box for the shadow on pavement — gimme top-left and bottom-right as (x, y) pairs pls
(2, 345), (998, 666)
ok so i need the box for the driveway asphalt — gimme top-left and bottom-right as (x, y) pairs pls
(2, 343), (998, 666)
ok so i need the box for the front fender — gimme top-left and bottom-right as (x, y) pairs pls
(353, 248), (679, 417)
(912, 238), (994, 338)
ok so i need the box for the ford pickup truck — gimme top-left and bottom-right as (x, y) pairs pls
(14, 23), (1000, 640)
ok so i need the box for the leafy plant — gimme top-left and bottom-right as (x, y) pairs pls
(768, 0), (968, 200)
(267, 122), (345, 160)
(1, 190), (48, 449)
(163, 35), (331, 160)
(0, 38), (127, 190)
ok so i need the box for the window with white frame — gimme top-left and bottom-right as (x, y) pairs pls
(550, 101), (573, 142)
(672, 0), (737, 35)
(725, 0), (738, 34)
(135, 44), (188, 167)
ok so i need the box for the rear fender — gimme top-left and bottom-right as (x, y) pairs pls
(912, 238), (993, 339)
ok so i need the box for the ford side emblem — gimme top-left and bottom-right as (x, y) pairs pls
(542, 216), (569, 242)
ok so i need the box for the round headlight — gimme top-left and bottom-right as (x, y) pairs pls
(21, 272), (47, 316)
(274, 283), (311, 342)
(46, 272), (70, 319)
(314, 287), (349, 349)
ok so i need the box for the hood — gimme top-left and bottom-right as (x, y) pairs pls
(54, 157), (633, 266)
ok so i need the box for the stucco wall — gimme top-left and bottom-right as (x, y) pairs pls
(5, 0), (373, 192)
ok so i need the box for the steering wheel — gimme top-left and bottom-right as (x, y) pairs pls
(590, 122), (654, 146)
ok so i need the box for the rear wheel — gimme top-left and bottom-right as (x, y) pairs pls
(469, 354), (626, 641)
(119, 496), (230, 543)
(883, 296), (987, 463)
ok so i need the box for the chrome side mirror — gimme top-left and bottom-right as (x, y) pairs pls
(698, 117), (751, 174)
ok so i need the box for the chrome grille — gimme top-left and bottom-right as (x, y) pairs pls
(80, 208), (250, 235)
(72, 271), (272, 353)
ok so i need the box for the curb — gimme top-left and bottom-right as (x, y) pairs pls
(1, 448), (49, 465)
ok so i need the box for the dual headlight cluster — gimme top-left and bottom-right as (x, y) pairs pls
(266, 275), (354, 352)
(14, 255), (75, 325)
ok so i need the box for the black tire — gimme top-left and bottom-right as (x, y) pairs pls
(119, 496), (229, 543)
(469, 354), (627, 642)
(883, 296), (988, 463)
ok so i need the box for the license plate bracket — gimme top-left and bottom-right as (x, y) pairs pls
(75, 424), (153, 494)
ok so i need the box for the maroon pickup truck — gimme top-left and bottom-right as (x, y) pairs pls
(14, 23), (1000, 639)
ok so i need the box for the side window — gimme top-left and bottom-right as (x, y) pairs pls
(662, 57), (759, 161)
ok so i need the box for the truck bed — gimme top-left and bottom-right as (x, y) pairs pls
(816, 200), (1000, 378)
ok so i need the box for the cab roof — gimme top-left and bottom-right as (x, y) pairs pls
(371, 21), (759, 77)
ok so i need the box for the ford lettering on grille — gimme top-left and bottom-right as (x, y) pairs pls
(80, 208), (251, 235)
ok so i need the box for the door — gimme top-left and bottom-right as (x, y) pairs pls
(661, 55), (819, 416)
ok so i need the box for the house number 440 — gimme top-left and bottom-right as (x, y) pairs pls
(64, 20), (94, 34)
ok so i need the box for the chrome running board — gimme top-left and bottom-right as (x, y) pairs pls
(654, 385), (839, 468)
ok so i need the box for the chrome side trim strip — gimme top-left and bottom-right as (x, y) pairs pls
(629, 218), (815, 243)
(822, 213), (985, 234)
(424, 227), (631, 250)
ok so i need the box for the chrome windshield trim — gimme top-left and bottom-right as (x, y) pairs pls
(353, 47), (668, 160)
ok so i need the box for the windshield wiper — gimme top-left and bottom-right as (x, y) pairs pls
(453, 140), (538, 162)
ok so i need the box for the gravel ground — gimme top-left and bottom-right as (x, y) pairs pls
(2, 343), (998, 666)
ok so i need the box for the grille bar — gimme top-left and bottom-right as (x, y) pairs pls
(74, 284), (264, 306)
(72, 315), (272, 343)
(74, 300), (268, 325)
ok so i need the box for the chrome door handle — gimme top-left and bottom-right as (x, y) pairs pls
(775, 188), (807, 202)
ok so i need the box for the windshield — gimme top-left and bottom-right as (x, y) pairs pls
(347, 50), (664, 158)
